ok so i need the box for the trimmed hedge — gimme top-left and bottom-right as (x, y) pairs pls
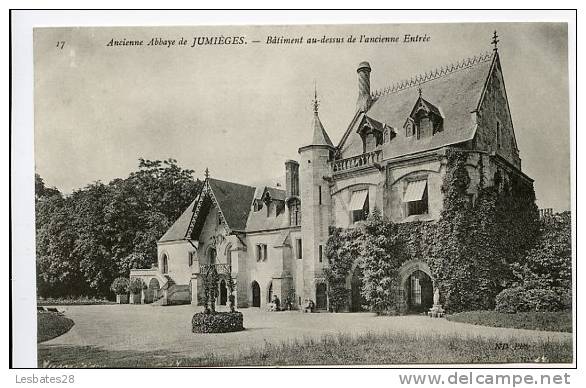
(495, 286), (570, 313)
(192, 311), (244, 333)
(38, 311), (75, 343)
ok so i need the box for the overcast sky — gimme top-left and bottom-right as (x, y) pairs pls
(34, 22), (569, 210)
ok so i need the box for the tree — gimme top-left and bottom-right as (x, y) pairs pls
(35, 173), (61, 200)
(36, 195), (85, 297)
(35, 159), (202, 298)
(516, 211), (572, 290)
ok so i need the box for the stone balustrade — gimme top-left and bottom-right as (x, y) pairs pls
(332, 149), (382, 174)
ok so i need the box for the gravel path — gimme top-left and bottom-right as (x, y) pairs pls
(41, 305), (572, 359)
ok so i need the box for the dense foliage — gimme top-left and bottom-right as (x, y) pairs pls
(36, 159), (202, 298)
(191, 311), (244, 333)
(324, 226), (362, 312)
(325, 149), (552, 314)
(495, 211), (572, 313)
(495, 286), (569, 313)
(360, 209), (407, 314)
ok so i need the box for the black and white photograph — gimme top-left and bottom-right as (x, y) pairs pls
(10, 12), (576, 372)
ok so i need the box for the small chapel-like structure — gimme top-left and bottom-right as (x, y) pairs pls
(130, 35), (534, 312)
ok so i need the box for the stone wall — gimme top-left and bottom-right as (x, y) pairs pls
(299, 146), (333, 303)
(473, 59), (521, 168)
(384, 157), (445, 222)
(331, 169), (383, 228)
(157, 240), (194, 285)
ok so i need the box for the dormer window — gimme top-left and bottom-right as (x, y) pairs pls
(253, 199), (263, 212)
(357, 116), (386, 153)
(404, 97), (443, 139)
(262, 193), (272, 217)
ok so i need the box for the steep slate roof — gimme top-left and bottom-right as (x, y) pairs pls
(207, 178), (256, 232)
(263, 186), (286, 202)
(159, 198), (198, 242)
(339, 52), (496, 160)
(310, 111), (334, 147)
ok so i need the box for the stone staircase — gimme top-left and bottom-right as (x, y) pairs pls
(151, 276), (190, 306)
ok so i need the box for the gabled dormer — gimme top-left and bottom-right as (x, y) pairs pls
(357, 115), (395, 153)
(403, 95), (444, 139)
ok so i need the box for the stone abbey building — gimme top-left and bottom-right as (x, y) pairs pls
(130, 39), (533, 312)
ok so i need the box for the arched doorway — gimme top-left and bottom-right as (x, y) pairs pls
(350, 266), (366, 312)
(251, 281), (261, 307)
(219, 279), (227, 306)
(316, 283), (327, 310)
(148, 278), (160, 303)
(405, 270), (433, 313)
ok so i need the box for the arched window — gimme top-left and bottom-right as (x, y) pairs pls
(208, 248), (217, 265)
(161, 253), (169, 274)
(288, 199), (301, 226)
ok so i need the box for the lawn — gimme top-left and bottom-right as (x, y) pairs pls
(446, 311), (573, 333)
(38, 331), (572, 367)
(37, 312), (75, 343)
(38, 305), (573, 367)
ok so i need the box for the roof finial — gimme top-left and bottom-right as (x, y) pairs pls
(418, 85), (423, 97)
(204, 167), (210, 179)
(491, 30), (499, 51)
(312, 81), (320, 113)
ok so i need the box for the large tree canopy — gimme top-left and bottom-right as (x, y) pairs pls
(36, 159), (202, 298)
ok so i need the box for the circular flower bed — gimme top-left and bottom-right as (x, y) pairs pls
(192, 311), (244, 333)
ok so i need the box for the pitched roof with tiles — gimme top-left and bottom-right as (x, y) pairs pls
(338, 51), (497, 160)
(207, 178), (257, 232)
(159, 178), (289, 242)
(159, 198), (198, 242)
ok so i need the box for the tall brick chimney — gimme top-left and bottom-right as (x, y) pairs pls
(285, 160), (299, 197)
(356, 61), (372, 112)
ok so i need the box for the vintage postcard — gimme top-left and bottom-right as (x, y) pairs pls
(29, 21), (572, 368)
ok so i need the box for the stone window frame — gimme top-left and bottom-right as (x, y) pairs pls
(349, 189), (369, 224)
(402, 175), (430, 218)
(160, 252), (169, 274)
(496, 119), (502, 150)
(288, 198), (301, 226)
(295, 238), (303, 260)
(255, 243), (268, 262)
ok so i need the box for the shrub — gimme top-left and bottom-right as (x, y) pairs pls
(129, 278), (145, 294)
(110, 277), (129, 295)
(495, 286), (569, 313)
(37, 311), (75, 342)
(192, 311), (244, 333)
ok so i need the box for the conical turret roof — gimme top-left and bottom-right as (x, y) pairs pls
(311, 110), (334, 147)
